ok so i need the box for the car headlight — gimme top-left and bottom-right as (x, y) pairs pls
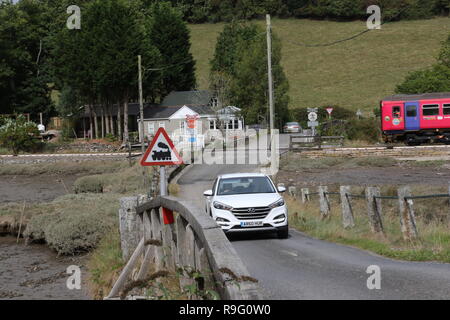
(213, 201), (233, 211)
(269, 198), (285, 209)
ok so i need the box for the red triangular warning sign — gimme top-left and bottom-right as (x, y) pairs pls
(140, 128), (183, 166)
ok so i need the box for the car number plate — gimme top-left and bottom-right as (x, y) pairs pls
(240, 221), (263, 228)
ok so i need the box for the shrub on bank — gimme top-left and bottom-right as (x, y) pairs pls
(45, 212), (112, 255)
(74, 175), (104, 193)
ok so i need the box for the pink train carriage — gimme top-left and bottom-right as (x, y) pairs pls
(381, 92), (450, 145)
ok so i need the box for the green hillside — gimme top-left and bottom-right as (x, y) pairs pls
(189, 17), (450, 112)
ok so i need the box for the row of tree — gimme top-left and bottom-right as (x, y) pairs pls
(210, 22), (290, 126)
(396, 34), (450, 94)
(153, 0), (450, 23)
(0, 0), (196, 142)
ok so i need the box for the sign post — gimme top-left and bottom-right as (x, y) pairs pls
(307, 108), (319, 136)
(141, 127), (183, 224)
(326, 107), (333, 119)
(186, 115), (199, 164)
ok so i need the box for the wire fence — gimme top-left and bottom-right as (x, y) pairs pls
(289, 184), (450, 241)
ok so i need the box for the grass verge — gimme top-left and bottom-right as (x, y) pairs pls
(286, 186), (450, 263)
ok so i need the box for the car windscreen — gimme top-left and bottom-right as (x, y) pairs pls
(217, 177), (276, 195)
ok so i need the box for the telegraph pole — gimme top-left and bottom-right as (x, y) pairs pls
(138, 55), (145, 154)
(138, 55), (148, 190)
(266, 14), (277, 172)
(266, 14), (275, 135)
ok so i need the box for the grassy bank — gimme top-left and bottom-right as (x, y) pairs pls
(286, 184), (450, 263)
(0, 160), (154, 298)
(189, 17), (450, 111)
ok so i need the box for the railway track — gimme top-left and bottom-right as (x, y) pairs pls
(287, 144), (450, 158)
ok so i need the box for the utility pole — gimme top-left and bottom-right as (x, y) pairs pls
(138, 55), (145, 155)
(266, 14), (275, 135)
(138, 55), (148, 190)
(266, 14), (277, 173)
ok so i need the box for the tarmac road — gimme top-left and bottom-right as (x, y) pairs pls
(178, 163), (450, 300)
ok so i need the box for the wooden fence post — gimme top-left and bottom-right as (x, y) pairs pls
(288, 186), (297, 198)
(340, 186), (355, 228)
(136, 210), (155, 280)
(397, 186), (418, 241)
(365, 187), (384, 234)
(150, 208), (164, 270)
(448, 182), (450, 228)
(318, 186), (330, 219)
(301, 188), (310, 203)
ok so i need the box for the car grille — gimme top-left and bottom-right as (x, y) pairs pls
(231, 206), (271, 220)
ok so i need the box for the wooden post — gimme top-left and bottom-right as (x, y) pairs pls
(398, 186), (418, 241)
(340, 186), (355, 228)
(136, 210), (155, 280)
(365, 187), (384, 234)
(162, 222), (175, 271)
(318, 186), (330, 219)
(288, 186), (297, 198)
(150, 208), (163, 270)
(301, 188), (310, 204)
(448, 182), (450, 228)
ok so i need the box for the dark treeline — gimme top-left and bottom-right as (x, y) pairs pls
(159, 0), (450, 23)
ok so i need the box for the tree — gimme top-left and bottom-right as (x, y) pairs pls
(146, 2), (196, 101)
(0, 0), (54, 117)
(396, 33), (450, 94)
(211, 22), (290, 126)
(0, 115), (40, 155)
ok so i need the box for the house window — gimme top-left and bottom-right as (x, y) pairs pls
(209, 120), (215, 130)
(159, 122), (165, 128)
(180, 121), (186, 131)
(423, 104), (439, 116)
(444, 104), (450, 115)
(234, 119), (239, 129)
(392, 106), (401, 118)
(148, 123), (155, 134)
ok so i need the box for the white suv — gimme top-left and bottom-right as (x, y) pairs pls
(203, 173), (289, 239)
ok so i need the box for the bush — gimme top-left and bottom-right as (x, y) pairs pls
(23, 212), (58, 242)
(45, 212), (112, 255)
(74, 176), (104, 194)
(0, 115), (40, 155)
(346, 118), (381, 142)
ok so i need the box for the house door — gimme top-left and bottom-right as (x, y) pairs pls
(404, 102), (420, 131)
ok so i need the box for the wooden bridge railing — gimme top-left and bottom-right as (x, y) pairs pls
(106, 195), (264, 300)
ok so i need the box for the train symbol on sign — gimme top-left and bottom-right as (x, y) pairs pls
(152, 142), (172, 161)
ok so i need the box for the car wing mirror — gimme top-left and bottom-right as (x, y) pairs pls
(277, 186), (286, 193)
(203, 190), (213, 197)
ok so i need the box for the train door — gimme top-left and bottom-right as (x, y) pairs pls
(404, 102), (420, 131)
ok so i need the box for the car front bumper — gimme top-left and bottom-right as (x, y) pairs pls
(212, 206), (288, 232)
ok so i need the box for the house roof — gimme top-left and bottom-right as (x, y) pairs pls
(383, 92), (450, 102)
(161, 90), (213, 107)
(143, 104), (215, 120)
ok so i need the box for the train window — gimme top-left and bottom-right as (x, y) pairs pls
(392, 106), (401, 118)
(406, 106), (417, 117)
(444, 104), (450, 115)
(422, 104), (439, 116)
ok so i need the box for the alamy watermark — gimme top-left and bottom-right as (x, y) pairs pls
(66, 265), (81, 290)
(66, 5), (81, 30)
(366, 265), (381, 290)
(367, 5), (382, 30)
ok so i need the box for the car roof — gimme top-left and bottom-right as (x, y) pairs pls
(218, 173), (268, 179)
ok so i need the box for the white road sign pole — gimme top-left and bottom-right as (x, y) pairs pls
(160, 166), (166, 196)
